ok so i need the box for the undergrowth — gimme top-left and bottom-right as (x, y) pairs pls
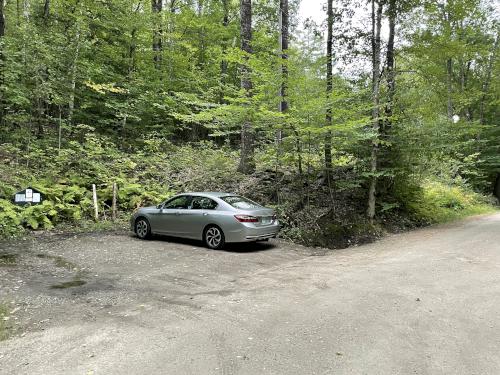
(0, 131), (497, 246)
(406, 180), (496, 224)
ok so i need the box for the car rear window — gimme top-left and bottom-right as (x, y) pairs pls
(221, 196), (262, 209)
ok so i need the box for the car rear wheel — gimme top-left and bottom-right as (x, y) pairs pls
(135, 218), (151, 240)
(204, 225), (225, 250)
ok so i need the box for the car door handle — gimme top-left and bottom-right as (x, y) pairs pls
(203, 212), (209, 216)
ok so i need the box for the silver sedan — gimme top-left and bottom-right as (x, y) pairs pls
(130, 192), (280, 249)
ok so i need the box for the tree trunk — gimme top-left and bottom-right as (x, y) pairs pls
(324, 0), (333, 172)
(219, 0), (229, 104)
(129, 28), (137, 74)
(0, 0), (5, 126)
(58, 106), (62, 152)
(462, 60), (472, 120)
(494, 174), (500, 202)
(279, 0), (289, 115)
(379, 0), (396, 177)
(237, 0), (255, 174)
(152, 0), (163, 70)
(480, 33), (499, 125)
(0, 0), (5, 37)
(367, 0), (383, 222)
(446, 58), (453, 119)
(68, 23), (81, 128)
(384, 0), (396, 135)
(43, 0), (50, 19)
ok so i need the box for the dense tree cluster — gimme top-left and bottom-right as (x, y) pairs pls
(0, 0), (498, 239)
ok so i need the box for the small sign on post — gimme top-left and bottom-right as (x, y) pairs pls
(13, 187), (44, 205)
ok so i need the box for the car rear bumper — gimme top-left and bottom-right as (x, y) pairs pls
(225, 222), (280, 243)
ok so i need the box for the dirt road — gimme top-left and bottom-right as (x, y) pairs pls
(1, 213), (500, 374)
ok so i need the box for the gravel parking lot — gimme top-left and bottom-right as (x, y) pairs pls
(0, 232), (314, 337)
(1, 213), (500, 374)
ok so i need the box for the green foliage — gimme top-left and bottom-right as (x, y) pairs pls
(0, 200), (23, 237)
(0, 0), (497, 243)
(0, 132), (243, 236)
(405, 180), (496, 224)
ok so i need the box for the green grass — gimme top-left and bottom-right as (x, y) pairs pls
(408, 180), (498, 224)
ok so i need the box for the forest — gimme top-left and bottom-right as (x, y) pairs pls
(0, 0), (498, 247)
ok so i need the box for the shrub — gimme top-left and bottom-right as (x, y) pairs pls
(406, 180), (494, 223)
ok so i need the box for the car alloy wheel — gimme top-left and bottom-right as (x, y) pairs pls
(205, 226), (225, 249)
(135, 218), (150, 239)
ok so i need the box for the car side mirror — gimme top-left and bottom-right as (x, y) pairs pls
(156, 204), (162, 209)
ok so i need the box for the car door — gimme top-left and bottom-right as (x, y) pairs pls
(156, 195), (192, 236)
(183, 196), (219, 239)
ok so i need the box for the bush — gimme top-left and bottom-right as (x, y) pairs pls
(405, 180), (495, 223)
(0, 200), (23, 237)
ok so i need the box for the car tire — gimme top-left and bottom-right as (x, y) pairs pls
(135, 217), (151, 240)
(204, 225), (225, 250)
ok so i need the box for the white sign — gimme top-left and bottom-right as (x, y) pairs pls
(14, 188), (43, 204)
(15, 194), (26, 202)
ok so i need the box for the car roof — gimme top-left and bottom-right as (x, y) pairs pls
(177, 192), (236, 198)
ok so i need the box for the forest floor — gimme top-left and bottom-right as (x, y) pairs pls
(0, 213), (500, 374)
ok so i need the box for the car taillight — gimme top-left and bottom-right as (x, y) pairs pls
(234, 215), (259, 223)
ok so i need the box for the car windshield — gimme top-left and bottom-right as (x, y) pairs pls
(221, 196), (262, 209)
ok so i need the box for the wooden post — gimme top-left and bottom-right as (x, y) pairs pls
(92, 184), (99, 221)
(112, 182), (117, 221)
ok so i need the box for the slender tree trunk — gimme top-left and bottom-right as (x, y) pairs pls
(367, 0), (383, 222)
(36, 97), (44, 138)
(152, 0), (163, 70)
(324, 0), (333, 172)
(0, 0), (5, 37)
(196, 0), (206, 67)
(58, 105), (62, 153)
(43, 0), (50, 19)
(279, 0), (289, 116)
(446, 58), (453, 119)
(16, 0), (21, 24)
(129, 28), (137, 74)
(237, 0), (255, 174)
(384, 0), (396, 135)
(480, 33), (499, 125)
(68, 23), (81, 128)
(219, 0), (229, 104)
(166, 0), (177, 81)
(462, 60), (472, 120)
(380, 0), (396, 177)
(0, 0), (5, 127)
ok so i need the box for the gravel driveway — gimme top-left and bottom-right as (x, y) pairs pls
(1, 213), (500, 374)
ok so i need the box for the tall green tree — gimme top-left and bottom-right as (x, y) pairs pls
(238, 0), (255, 174)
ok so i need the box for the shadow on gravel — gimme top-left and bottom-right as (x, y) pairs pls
(136, 234), (277, 253)
(0, 253), (18, 266)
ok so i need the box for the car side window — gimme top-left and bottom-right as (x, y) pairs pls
(191, 197), (218, 210)
(163, 196), (191, 209)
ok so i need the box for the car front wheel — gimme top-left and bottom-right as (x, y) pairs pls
(204, 225), (225, 250)
(135, 218), (151, 239)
